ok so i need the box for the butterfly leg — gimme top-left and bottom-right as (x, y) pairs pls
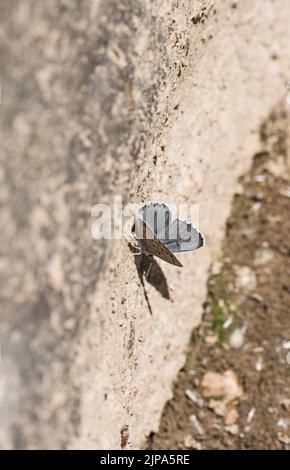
(145, 257), (153, 279)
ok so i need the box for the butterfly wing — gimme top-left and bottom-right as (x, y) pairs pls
(143, 235), (183, 267)
(138, 203), (172, 237)
(159, 219), (204, 253)
(135, 216), (182, 267)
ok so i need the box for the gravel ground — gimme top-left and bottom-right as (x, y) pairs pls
(147, 105), (290, 450)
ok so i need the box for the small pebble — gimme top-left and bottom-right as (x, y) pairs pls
(229, 326), (247, 349)
(277, 418), (288, 430)
(235, 266), (256, 291)
(254, 247), (274, 266)
(185, 389), (204, 407)
(255, 358), (263, 371)
(205, 334), (218, 346)
(223, 316), (234, 329)
(225, 424), (239, 435)
(184, 435), (202, 450)
(280, 399), (290, 411)
(189, 415), (204, 435)
(225, 409), (239, 425)
(247, 407), (256, 424)
(280, 187), (290, 198)
(254, 174), (267, 183)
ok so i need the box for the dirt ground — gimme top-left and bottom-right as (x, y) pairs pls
(147, 105), (290, 450)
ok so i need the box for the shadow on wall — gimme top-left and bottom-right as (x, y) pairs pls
(129, 245), (171, 315)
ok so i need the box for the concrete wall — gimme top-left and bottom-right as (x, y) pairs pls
(1, 0), (290, 449)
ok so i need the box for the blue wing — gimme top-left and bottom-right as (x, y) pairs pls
(158, 219), (204, 253)
(138, 203), (172, 237)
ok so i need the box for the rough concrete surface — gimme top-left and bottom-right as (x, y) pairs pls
(0, 0), (290, 449)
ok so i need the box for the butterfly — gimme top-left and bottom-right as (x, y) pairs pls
(133, 202), (205, 267)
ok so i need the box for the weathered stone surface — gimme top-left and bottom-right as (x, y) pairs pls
(0, 0), (290, 449)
